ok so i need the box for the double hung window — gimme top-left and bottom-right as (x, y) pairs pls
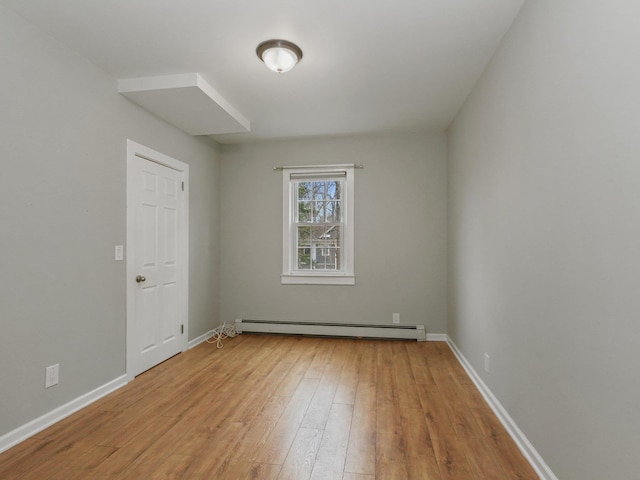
(282, 165), (355, 285)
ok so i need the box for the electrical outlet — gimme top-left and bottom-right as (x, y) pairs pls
(45, 364), (59, 388)
(392, 313), (400, 324)
(484, 353), (490, 373)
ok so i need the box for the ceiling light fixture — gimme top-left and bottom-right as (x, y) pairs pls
(256, 39), (303, 73)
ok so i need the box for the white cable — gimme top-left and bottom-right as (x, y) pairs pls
(206, 322), (237, 348)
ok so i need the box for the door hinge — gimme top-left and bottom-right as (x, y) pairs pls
(181, 324), (184, 334)
(181, 181), (184, 191)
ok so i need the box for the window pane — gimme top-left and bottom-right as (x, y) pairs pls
(312, 181), (325, 200)
(314, 250), (328, 270)
(325, 225), (340, 243)
(298, 200), (312, 222)
(328, 247), (341, 270)
(326, 201), (341, 222)
(297, 226), (311, 246)
(297, 248), (311, 269)
(311, 226), (327, 242)
(312, 201), (325, 223)
(298, 182), (313, 200)
(326, 180), (340, 200)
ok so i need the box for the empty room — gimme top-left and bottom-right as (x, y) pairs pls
(1, 1), (638, 479)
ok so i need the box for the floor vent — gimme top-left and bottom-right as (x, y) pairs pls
(234, 319), (426, 341)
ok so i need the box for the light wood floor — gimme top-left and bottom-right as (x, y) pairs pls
(0, 335), (539, 479)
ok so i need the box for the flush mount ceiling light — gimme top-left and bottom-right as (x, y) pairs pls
(256, 39), (303, 73)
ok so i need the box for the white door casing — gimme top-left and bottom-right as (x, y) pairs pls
(126, 140), (189, 378)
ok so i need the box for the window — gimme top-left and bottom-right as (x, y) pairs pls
(282, 165), (355, 285)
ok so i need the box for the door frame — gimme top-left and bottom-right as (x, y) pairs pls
(126, 139), (189, 380)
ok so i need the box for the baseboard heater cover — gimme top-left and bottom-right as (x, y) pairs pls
(234, 319), (426, 342)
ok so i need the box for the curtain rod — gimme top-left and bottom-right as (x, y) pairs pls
(273, 163), (364, 171)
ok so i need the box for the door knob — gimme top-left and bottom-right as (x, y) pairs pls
(136, 275), (146, 283)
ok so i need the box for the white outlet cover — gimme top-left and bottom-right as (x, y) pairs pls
(45, 364), (59, 388)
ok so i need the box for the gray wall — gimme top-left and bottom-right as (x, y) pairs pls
(220, 133), (447, 332)
(447, 1), (640, 478)
(0, 6), (220, 436)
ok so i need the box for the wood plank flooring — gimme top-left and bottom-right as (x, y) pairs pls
(0, 335), (539, 479)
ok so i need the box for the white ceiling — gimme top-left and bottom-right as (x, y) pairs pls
(1, 0), (524, 144)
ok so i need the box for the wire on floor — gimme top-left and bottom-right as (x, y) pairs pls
(206, 322), (238, 348)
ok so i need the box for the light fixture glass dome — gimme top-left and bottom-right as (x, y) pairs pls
(257, 39), (303, 73)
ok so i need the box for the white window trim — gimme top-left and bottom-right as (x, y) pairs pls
(282, 164), (355, 285)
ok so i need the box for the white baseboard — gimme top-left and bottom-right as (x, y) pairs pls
(446, 338), (557, 480)
(0, 374), (128, 455)
(426, 333), (448, 341)
(188, 329), (214, 349)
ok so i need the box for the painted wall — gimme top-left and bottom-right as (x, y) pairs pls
(447, 1), (640, 478)
(219, 132), (447, 333)
(0, 6), (220, 437)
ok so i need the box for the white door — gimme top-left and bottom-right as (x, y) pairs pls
(126, 141), (189, 378)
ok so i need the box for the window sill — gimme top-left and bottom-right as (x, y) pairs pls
(281, 274), (355, 286)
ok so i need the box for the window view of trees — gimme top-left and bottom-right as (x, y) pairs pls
(295, 180), (342, 270)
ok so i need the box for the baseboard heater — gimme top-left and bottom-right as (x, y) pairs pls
(234, 319), (426, 342)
